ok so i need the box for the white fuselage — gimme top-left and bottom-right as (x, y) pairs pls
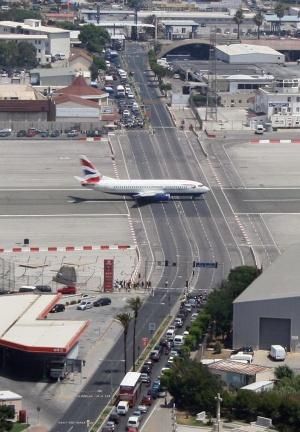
(84, 177), (209, 196)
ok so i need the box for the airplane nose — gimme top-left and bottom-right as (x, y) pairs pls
(203, 186), (210, 193)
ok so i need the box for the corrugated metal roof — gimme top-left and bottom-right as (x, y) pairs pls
(0, 294), (88, 354)
(216, 44), (282, 56)
(208, 360), (268, 375)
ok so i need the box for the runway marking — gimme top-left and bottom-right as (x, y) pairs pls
(236, 212), (300, 215)
(244, 199), (300, 202)
(224, 187), (300, 190)
(67, 199), (123, 203)
(0, 214), (129, 217)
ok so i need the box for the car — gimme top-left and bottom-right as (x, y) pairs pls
(141, 394), (153, 406)
(93, 297), (111, 307)
(137, 404), (148, 413)
(17, 129), (26, 137)
(183, 330), (189, 336)
(108, 413), (119, 424)
(50, 304), (65, 313)
(132, 409), (142, 419)
(49, 130), (60, 137)
(105, 421), (115, 431)
(40, 130), (49, 138)
(35, 285), (52, 292)
(174, 318), (183, 328)
(57, 286), (76, 295)
(127, 92), (134, 98)
(77, 301), (93, 310)
(67, 130), (79, 137)
(170, 350), (179, 357)
(184, 303), (192, 312)
(191, 313), (198, 322)
(173, 73), (181, 79)
(167, 356), (175, 364)
(141, 364), (151, 374)
(231, 346), (254, 355)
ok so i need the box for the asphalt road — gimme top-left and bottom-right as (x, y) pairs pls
(51, 43), (250, 431)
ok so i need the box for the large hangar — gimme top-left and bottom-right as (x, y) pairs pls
(216, 44), (285, 64)
(233, 244), (300, 352)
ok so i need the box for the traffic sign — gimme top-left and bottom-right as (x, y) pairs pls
(195, 262), (218, 269)
(148, 322), (156, 333)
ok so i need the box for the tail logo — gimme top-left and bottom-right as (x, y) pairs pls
(80, 156), (101, 184)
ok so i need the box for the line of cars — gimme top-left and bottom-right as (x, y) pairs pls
(0, 128), (103, 139)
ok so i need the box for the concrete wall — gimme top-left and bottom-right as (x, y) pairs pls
(220, 92), (255, 108)
(233, 297), (300, 352)
(49, 33), (70, 58)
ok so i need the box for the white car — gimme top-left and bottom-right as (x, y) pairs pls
(138, 404), (148, 413)
(123, 109), (130, 117)
(191, 313), (198, 322)
(183, 330), (189, 336)
(77, 301), (93, 310)
(127, 92), (134, 99)
(170, 350), (179, 357)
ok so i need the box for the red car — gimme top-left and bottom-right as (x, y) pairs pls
(141, 394), (153, 406)
(57, 286), (76, 295)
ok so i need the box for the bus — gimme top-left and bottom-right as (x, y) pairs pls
(119, 372), (141, 407)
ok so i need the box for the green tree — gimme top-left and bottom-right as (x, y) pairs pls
(275, 365), (294, 380)
(0, 8), (41, 22)
(0, 41), (37, 69)
(253, 11), (264, 39)
(233, 390), (259, 422)
(274, 3), (285, 36)
(0, 406), (14, 431)
(115, 312), (132, 375)
(79, 25), (110, 54)
(161, 358), (222, 413)
(233, 8), (244, 39)
(53, 21), (80, 30)
(90, 56), (106, 81)
(127, 296), (142, 371)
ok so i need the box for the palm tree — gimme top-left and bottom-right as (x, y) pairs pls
(233, 8), (244, 39)
(115, 312), (132, 375)
(253, 11), (264, 39)
(274, 3), (285, 37)
(127, 296), (143, 371)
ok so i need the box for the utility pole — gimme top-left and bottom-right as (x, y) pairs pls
(213, 393), (223, 432)
(205, 29), (218, 121)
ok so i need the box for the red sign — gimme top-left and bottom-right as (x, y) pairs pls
(104, 259), (114, 292)
(142, 337), (149, 347)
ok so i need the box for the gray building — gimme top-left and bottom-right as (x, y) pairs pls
(233, 244), (300, 352)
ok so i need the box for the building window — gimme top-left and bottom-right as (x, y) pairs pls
(297, 97), (300, 102)
(287, 97), (291, 102)
(239, 100), (242, 103)
(296, 107), (300, 113)
(181, 28), (186, 33)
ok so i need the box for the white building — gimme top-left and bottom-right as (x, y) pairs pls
(216, 44), (285, 64)
(226, 74), (274, 93)
(255, 78), (300, 128)
(0, 19), (70, 65)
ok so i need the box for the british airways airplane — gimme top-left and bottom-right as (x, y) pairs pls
(75, 155), (209, 202)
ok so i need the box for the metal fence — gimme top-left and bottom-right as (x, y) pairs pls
(0, 257), (15, 292)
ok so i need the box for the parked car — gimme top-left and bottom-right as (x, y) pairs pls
(231, 346), (254, 355)
(57, 286), (76, 295)
(93, 297), (111, 307)
(40, 130), (49, 138)
(67, 130), (79, 138)
(35, 285), (52, 292)
(77, 301), (93, 310)
(0, 130), (11, 137)
(17, 129), (26, 137)
(50, 130), (60, 137)
(50, 304), (65, 313)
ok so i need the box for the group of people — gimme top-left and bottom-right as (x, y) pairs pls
(113, 279), (152, 292)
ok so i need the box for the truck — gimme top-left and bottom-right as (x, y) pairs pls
(269, 345), (286, 361)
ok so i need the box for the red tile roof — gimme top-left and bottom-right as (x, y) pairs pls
(54, 94), (99, 108)
(0, 100), (53, 113)
(57, 76), (106, 97)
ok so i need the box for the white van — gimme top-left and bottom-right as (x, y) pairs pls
(116, 84), (125, 97)
(230, 353), (253, 363)
(174, 335), (185, 346)
(116, 400), (129, 415)
(270, 345), (286, 361)
(166, 328), (175, 340)
(127, 416), (140, 429)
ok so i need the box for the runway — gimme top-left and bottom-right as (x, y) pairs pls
(224, 188), (300, 214)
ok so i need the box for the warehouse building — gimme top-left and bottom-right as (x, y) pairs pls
(233, 244), (300, 352)
(216, 44), (284, 64)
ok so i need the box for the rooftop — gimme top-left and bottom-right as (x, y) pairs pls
(216, 43), (282, 56)
(0, 294), (88, 354)
(0, 20), (70, 34)
(0, 390), (22, 401)
(54, 93), (100, 108)
(234, 244), (300, 303)
(0, 34), (47, 40)
(207, 359), (268, 375)
(0, 84), (45, 100)
(56, 75), (107, 98)
(161, 20), (199, 26)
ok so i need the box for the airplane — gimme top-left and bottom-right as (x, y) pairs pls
(75, 155), (209, 202)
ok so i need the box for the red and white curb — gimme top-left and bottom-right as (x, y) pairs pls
(80, 137), (103, 142)
(0, 245), (135, 254)
(207, 159), (223, 187)
(251, 139), (300, 144)
(234, 215), (251, 246)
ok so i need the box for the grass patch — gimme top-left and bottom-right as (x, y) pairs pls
(176, 412), (202, 427)
(10, 423), (29, 432)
